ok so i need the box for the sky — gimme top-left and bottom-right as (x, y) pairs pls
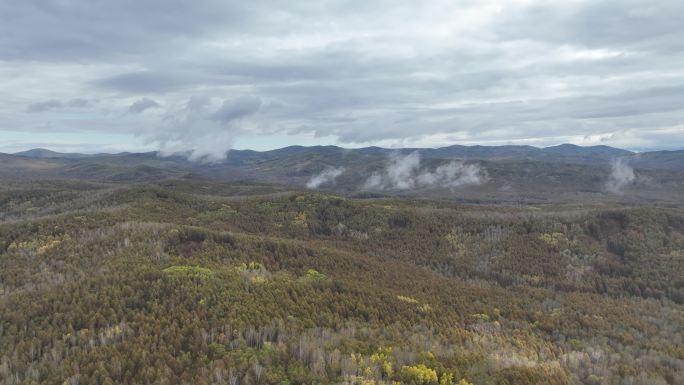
(1, 0), (683, 160)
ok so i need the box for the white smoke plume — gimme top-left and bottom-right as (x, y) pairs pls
(306, 167), (345, 189)
(605, 158), (636, 194)
(363, 152), (487, 190)
(363, 152), (421, 190)
(417, 161), (486, 188)
(152, 95), (261, 163)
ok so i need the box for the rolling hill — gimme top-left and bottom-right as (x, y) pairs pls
(4, 144), (684, 204)
(1, 178), (682, 385)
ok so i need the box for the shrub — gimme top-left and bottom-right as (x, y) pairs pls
(305, 269), (327, 280)
(400, 364), (438, 385)
(162, 265), (213, 278)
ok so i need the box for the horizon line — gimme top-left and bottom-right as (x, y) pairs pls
(6, 142), (684, 157)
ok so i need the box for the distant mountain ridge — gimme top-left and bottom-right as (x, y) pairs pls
(14, 148), (94, 159)
(3, 143), (683, 204)
(12, 143), (636, 162)
(11, 143), (635, 158)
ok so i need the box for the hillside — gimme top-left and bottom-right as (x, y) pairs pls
(4, 144), (684, 205)
(13, 148), (93, 159)
(0, 179), (682, 385)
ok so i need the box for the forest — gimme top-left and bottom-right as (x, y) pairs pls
(0, 179), (682, 385)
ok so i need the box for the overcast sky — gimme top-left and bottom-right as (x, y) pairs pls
(1, 0), (683, 159)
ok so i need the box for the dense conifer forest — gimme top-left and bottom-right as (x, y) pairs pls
(0, 179), (682, 385)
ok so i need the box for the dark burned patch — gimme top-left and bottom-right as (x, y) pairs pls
(166, 227), (207, 258)
(587, 211), (627, 240)
(167, 227), (236, 258)
(177, 240), (203, 258)
(575, 233), (600, 249)
(388, 212), (412, 229)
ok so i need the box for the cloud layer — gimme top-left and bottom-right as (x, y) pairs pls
(2, 0), (684, 155)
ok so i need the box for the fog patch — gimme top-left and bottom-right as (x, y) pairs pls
(363, 152), (487, 190)
(605, 158), (636, 194)
(306, 167), (345, 189)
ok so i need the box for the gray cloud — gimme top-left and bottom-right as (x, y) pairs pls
(495, 1), (684, 51)
(66, 98), (97, 108)
(26, 98), (98, 114)
(210, 96), (262, 123)
(26, 100), (62, 113)
(0, 1), (249, 61)
(2, 0), (684, 153)
(128, 98), (161, 114)
(94, 71), (199, 93)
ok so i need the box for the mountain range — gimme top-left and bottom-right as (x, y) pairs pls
(11, 143), (637, 162)
(2, 144), (683, 204)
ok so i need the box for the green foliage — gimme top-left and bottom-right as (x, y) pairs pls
(292, 212), (308, 228)
(0, 180), (682, 385)
(241, 261), (265, 271)
(445, 228), (469, 253)
(400, 364), (439, 385)
(304, 268), (327, 280)
(370, 347), (394, 378)
(539, 232), (566, 246)
(208, 342), (226, 358)
(238, 261), (270, 284)
(439, 372), (454, 385)
(397, 295), (419, 304)
(162, 265), (214, 278)
(7, 233), (71, 255)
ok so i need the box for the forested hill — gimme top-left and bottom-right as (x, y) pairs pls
(1, 179), (682, 385)
(12, 143), (636, 162)
(2, 144), (684, 204)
